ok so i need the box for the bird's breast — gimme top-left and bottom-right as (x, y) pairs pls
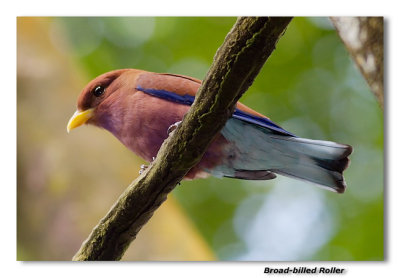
(99, 91), (232, 178)
(115, 92), (191, 161)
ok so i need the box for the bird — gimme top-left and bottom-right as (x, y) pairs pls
(67, 69), (353, 193)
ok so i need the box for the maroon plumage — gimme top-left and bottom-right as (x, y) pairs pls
(75, 69), (233, 179)
(68, 69), (352, 192)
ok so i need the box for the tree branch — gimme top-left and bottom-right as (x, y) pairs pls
(72, 16), (293, 261)
(330, 17), (384, 108)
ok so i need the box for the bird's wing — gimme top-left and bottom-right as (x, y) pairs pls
(136, 72), (295, 136)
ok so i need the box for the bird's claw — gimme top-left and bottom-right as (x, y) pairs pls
(139, 157), (156, 175)
(139, 164), (148, 175)
(167, 121), (182, 135)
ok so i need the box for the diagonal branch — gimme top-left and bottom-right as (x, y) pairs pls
(330, 17), (384, 109)
(72, 16), (293, 261)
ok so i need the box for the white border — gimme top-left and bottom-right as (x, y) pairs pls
(4, 1), (397, 277)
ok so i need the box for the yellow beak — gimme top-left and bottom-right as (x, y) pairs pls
(67, 108), (94, 133)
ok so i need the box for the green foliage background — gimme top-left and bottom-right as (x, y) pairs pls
(17, 17), (383, 260)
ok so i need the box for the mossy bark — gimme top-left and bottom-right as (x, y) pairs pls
(72, 16), (293, 261)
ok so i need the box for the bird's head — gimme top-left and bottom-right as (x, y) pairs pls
(67, 69), (132, 133)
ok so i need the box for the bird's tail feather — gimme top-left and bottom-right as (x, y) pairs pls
(219, 119), (353, 193)
(268, 136), (353, 193)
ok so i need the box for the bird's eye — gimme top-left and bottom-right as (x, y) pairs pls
(93, 86), (105, 97)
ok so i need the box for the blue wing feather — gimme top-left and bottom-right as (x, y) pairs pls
(137, 86), (295, 137)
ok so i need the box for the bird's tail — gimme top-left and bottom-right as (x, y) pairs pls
(219, 119), (353, 193)
(266, 136), (353, 193)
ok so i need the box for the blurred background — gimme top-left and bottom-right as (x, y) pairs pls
(17, 17), (383, 261)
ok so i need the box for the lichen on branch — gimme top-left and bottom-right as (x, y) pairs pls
(331, 17), (383, 108)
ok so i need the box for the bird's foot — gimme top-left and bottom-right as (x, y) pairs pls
(139, 164), (148, 175)
(139, 157), (156, 175)
(167, 121), (182, 135)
